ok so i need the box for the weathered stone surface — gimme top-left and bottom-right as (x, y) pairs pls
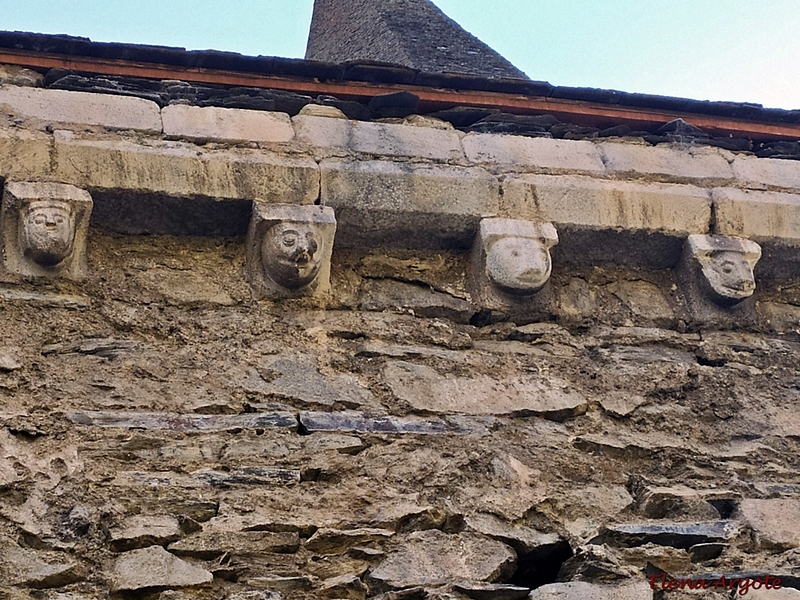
(0, 64), (44, 87)
(359, 278), (476, 323)
(0, 129), (52, 180)
(527, 580), (654, 599)
(502, 175), (711, 235)
(294, 115), (465, 161)
(0, 346), (22, 371)
(317, 574), (368, 599)
(169, 531), (300, 558)
(453, 582), (530, 600)
(713, 187), (800, 246)
(0, 85), (162, 132)
(320, 159), (499, 249)
(368, 531), (516, 589)
(590, 520), (739, 549)
(738, 499), (800, 550)
(297, 103), (348, 119)
(111, 467), (300, 489)
(260, 354), (374, 408)
(111, 546), (213, 591)
(465, 513), (562, 555)
(53, 132), (319, 205)
(746, 588), (800, 599)
(246, 575), (312, 592)
(599, 141), (733, 182)
(462, 134), (605, 172)
(384, 361), (587, 419)
(0, 538), (82, 588)
(70, 410), (296, 431)
(299, 411), (477, 435)
(733, 154), (800, 191)
(162, 104), (294, 143)
(109, 515), (183, 552)
(633, 484), (733, 520)
(305, 528), (395, 554)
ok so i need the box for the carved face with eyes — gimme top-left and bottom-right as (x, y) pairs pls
(18, 200), (75, 267)
(701, 249), (756, 304)
(261, 222), (323, 290)
(486, 236), (553, 295)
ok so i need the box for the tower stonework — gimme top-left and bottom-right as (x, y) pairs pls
(305, 0), (528, 79)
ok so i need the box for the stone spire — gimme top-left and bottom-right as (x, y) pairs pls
(305, 0), (528, 80)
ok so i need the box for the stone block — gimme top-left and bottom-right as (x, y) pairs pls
(0, 129), (53, 180)
(169, 531), (300, 559)
(0, 85), (162, 132)
(53, 132), (319, 205)
(294, 114), (465, 161)
(162, 104), (294, 143)
(589, 520), (739, 549)
(1, 181), (93, 279)
(738, 498), (800, 551)
(108, 515), (183, 552)
(68, 410), (298, 431)
(462, 133), (605, 172)
(599, 141), (733, 182)
(320, 159), (499, 249)
(111, 546), (213, 591)
(713, 187), (800, 246)
(246, 204), (336, 300)
(299, 411), (479, 435)
(527, 581), (653, 599)
(733, 154), (800, 191)
(359, 278), (476, 324)
(0, 64), (45, 87)
(367, 530), (515, 589)
(305, 528), (395, 554)
(502, 175), (711, 235)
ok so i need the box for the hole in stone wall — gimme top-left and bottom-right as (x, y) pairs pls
(511, 540), (573, 589)
(708, 498), (736, 519)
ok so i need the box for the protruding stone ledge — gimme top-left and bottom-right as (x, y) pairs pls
(69, 411), (298, 431)
(294, 114), (465, 161)
(503, 174), (711, 267)
(162, 104), (295, 144)
(0, 85), (162, 133)
(733, 154), (800, 191)
(599, 141), (734, 183)
(462, 133), (605, 173)
(320, 159), (499, 249)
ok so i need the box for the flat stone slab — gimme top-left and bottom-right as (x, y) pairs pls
(169, 531), (300, 559)
(599, 142), (733, 182)
(465, 513), (563, 555)
(0, 287), (89, 309)
(112, 467), (300, 488)
(69, 410), (297, 431)
(590, 520), (739, 549)
(305, 528), (395, 554)
(384, 361), (587, 419)
(299, 411), (478, 435)
(452, 581), (530, 600)
(320, 159), (499, 249)
(462, 133), (605, 173)
(713, 187), (800, 246)
(528, 581), (654, 599)
(111, 546), (213, 591)
(260, 355), (374, 409)
(0, 84), (162, 132)
(367, 530), (515, 589)
(163, 104), (294, 143)
(109, 515), (183, 552)
(738, 498), (800, 550)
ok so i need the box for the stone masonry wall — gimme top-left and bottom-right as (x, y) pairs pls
(1, 80), (800, 599)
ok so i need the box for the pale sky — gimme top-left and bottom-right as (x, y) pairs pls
(2, 1), (799, 110)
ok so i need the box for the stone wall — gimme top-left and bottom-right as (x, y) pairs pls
(1, 81), (800, 599)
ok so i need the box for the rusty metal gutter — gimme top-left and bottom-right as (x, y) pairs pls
(2, 48), (799, 142)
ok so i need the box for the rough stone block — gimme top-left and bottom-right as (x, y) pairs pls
(0, 85), (162, 132)
(0, 64), (45, 87)
(502, 175), (711, 235)
(169, 531), (301, 559)
(528, 581), (654, 599)
(738, 498), (800, 551)
(53, 132), (319, 205)
(109, 515), (183, 552)
(462, 133), (605, 172)
(599, 141), (733, 182)
(733, 155), (800, 191)
(111, 546), (213, 591)
(320, 159), (499, 249)
(0, 129), (53, 180)
(713, 187), (800, 246)
(294, 114), (465, 161)
(162, 104), (294, 143)
(1, 181), (93, 279)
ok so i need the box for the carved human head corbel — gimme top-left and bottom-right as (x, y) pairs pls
(470, 218), (558, 313)
(1, 182), (93, 279)
(684, 234), (761, 306)
(246, 203), (336, 299)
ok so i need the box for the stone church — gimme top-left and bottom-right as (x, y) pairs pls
(0, 0), (798, 598)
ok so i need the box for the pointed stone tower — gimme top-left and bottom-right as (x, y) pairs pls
(305, 0), (528, 79)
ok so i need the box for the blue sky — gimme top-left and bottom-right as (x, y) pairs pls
(3, 1), (799, 110)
